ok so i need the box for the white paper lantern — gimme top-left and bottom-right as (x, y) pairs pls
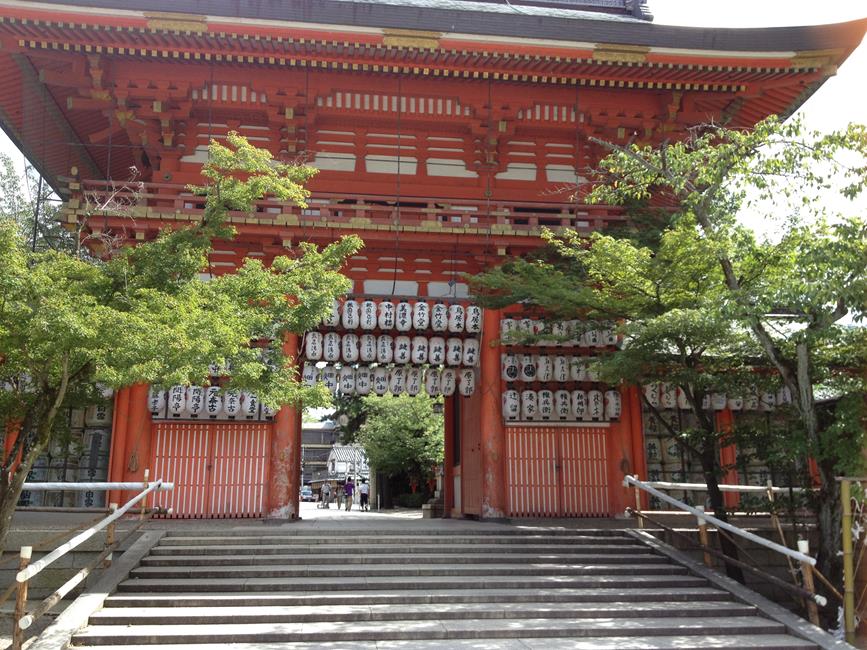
(425, 368), (442, 396)
(360, 334), (377, 362)
(378, 301), (395, 330)
(571, 390), (587, 420)
(446, 338), (464, 366)
(500, 318), (517, 342)
(660, 384), (677, 410)
(462, 338), (480, 367)
(304, 331), (323, 360)
(411, 336), (429, 365)
(342, 299), (359, 329)
(605, 390), (621, 420)
(566, 320), (581, 345)
(520, 355), (537, 382)
(440, 369), (457, 396)
(585, 329), (601, 347)
(727, 396), (743, 411)
(604, 329), (619, 347)
(373, 367), (389, 396)
(322, 300), (340, 327)
(584, 358), (600, 382)
(538, 389), (554, 420)
(396, 302), (413, 332)
(428, 337), (446, 365)
(502, 390), (520, 420)
(535, 355), (553, 382)
(521, 390), (538, 420)
(744, 393), (759, 410)
(644, 384), (660, 409)
(555, 390), (571, 420)
(187, 386), (205, 416)
(167, 386), (186, 416)
(261, 403), (276, 420)
(676, 388), (690, 411)
(553, 356), (569, 383)
(322, 366), (338, 394)
(518, 318), (534, 337)
(413, 301), (430, 330)
(502, 353), (519, 382)
(360, 300), (378, 330)
(465, 306), (482, 333)
(406, 368), (423, 396)
(448, 305), (466, 333)
(208, 362), (222, 376)
(323, 332), (341, 362)
(759, 392), (776, 412)
(712, 393), (727, 410)
(376, 335), (394, 364)
(224, 389), (241, 417)
(341, 333), (359, 363)
(431, 303), (448, 332)
(570, 357), (584, 382)
(587, 389), (604, 421)
(394, 335), (412, 364)
(241, 392), (258, 419)
(458, 368), (476, 396)
(148, 387), (166, 415)
(777, 386), (793, 405)
(389, 366), (406, 394)
(339, 366), (356, 395)
(356, 367), (372, 395)
(205, 386), (222, 417)
(550, 321), (567, 344)
(302, 362), (318, 386)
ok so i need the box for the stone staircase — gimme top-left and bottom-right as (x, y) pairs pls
(69, 528), (820, 649)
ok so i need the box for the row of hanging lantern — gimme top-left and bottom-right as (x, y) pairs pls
(148, 386), (276, 420)
(500, 318), (620, 348)
(303, 363), (477, 397)
(642, 384), (794, 411)
(323, 299), (482, 334)
(304, 332), (480, 367)
(502, 388), (621, 422)
(502, 354), (602, 383)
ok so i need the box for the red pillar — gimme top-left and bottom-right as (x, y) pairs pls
(480, 308), (506, 519)
(443, 395), (454, 517)
(716, 409), (740, 509)
(123, 384), (152, 504)
(620, 385), (648, 511)
(107, 387), (131, 507)
(268, 332), (302, 519)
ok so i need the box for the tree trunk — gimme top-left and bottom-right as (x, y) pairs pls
(701, 442), (745, 583)
(815, 459), (842, 595)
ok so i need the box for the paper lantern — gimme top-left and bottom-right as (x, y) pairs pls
(205, 386), (222, 417)
(660, 384), (677, 410)
(302, 362), (318, 386)
(570, 357), (584, 382)
(448, 305), (466, 333)
(339, 366), (356, 395)
(241, 392), (258, 419)
(520, 355), (537, 381)
(341, 333), (359, 363)
(521, 390), (538, 420)
(712, 393), (727, 410)
(587, 389), (604, 421)
(744, 393), (759, 410)
(413, 301), (430, 330)
(440, 369), (457, 396)
(342, 299), (359, 329)
(536, 355), (553, 382)
(554, 390), (571, 420)
(553, 356), (569, 383)
(727, 396), (743, 411)
(389, 366), (407, 395)
(304, 331), (323, 360)
(585, 329), (601, 347)
(411, 336), (429, 365)
(425, 368), (442, 396)
(360, 334), (377, 362)
(644, 384), (660, 409)
(604, 329), (619, 347)
(406, 368), (423, 396)
(458, 368), (476, 396)
(518, 318), (534, 337)
(500, 318), (517, 342)
(701, 394), (711, 410)
(550, 321), (567, 344)
(373, 367), (389, 396)
(323, 332), (341, 362)
(777, 386), (793, 405)
(376, 335), (394, 364)
(431, 303), (448, 332)
(428, 337), (446, 365)
(502, 390), (520, 420)
(571, 390), (587, 420)
(465, 306), (482, 333)
(396, 301), (413, 332)
(356, 367), (372, 396)
(605, 390), (622, 420)
(208, 363), (222, 376)
(148, 387), (166, 415)
(322, 300), (340, 327)
(394, 335), (412, 364)
(446, 338), (464, 366)
(224, 389), (241, 417)
(360, 300), (378, 330)
(538, 389), (554, 420)
(261, 403), (276, 420)
(502, 354), (519, 382)
(584, 358), (600, 382)
(167, 386), (186, 416)
(187, 386), (205, 416)
(322, 366), (338, 394)
(759, 392), (776, 412)
(378, 301), (395, 330)
(676, 388), (690, 411)
(462, 338), (480, 367)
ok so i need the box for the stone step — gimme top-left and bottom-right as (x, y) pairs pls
(129, 561), (684, 579)
(141, 552), (660, 566)
(160, 529), (630, 539)
(104, 585), (735, 608)
(155, 534), (641, 547)
(71, 616), (787, 645)
(88, 601), (758, 625)
(117, 573), (710, 593)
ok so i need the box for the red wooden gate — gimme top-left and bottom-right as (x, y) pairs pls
(150, 421), (270, 518)
(506, 425), (610, 517)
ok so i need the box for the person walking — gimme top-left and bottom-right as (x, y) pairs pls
(358, 478), (370, 511)
(343, 477), (355, 512)
(320, 481), (331, 508)
(336, 484), (344, 510)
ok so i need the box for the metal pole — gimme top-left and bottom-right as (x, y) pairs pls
(12, 547), (31, 650)
(841, 479), (856, 644)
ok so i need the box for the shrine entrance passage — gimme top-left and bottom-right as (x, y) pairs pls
(150, 421), (270, 518)
(505, 425), (611, 518)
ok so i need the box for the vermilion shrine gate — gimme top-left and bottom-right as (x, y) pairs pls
(0, 0), (863, 519)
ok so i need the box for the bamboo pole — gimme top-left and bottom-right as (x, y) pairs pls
(695, 506), (712, 568)
(841, 479), (856, 644)
(633, 474), (644, 529)
(12, 547), (31, 650)
(140, 469), (149, 522)
(797, 539), (820, 626)
(104, 503), (117, 568)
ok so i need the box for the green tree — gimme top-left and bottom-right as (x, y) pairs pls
(357, 394), (444, 488)
(0, 132), (363, 545)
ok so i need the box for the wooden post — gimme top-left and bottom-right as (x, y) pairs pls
(695, 506), (712, 568)
(633, 475), (644, 529)
(766, 480), (799, 585)
(841, 479), (856, 643)
(104, 503), (118, 568)
(12, 546), (32, 650)
(140, 469), (149, 521)
(797, 539), (820, 626)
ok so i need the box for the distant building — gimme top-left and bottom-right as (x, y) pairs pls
(301, 420), (340, 486)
